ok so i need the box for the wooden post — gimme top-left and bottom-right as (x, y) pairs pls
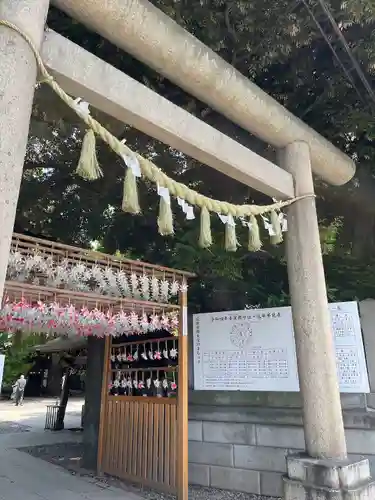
(97, 335), (111, 474)
(177, 282), (189, 500)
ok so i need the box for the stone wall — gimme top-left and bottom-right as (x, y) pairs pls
(188, 393), (375, 497)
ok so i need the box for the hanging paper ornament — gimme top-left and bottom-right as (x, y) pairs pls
(160, 280), (170, 302)
(154, 379), (161, 388)
(138, 380), (145, 390)
(170, 280), (180, 296)
(121, 379), (127, 389)
(270, 210), (283, 245)
(133, 350), (139, 361)
(140, 312), (149, 333)
(170, 348), (178, 359)
(171, 381), (177, 390)
(151, 276), (160, 302)
(117, 270), (130, 297)
(140, 274), (150, 300)
(162, 379), (168, 389)
(154, 351), (162, 360)
(163, 348), (169, 359)
(146, 378), (152, 389)
(148, 350), (154, 360)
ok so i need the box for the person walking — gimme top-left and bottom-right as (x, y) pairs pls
(13, 375), (27, 406)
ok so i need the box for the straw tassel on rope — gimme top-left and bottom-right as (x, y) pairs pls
(76, 129), (102, 180)
(248, 215), (262, 251)
(270, 210), (283, 245)
(158, 197), (174, 236)
(225, 218), (238, 252)
(122, 166), (141, 214)
(199, 206), (212, 248)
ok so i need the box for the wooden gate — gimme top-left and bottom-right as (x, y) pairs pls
(102, 397), (178, 491)
(97, 290), (188, 499)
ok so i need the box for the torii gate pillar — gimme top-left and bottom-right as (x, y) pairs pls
(280, 142), (375, 498)
(0, 0), (50, 301)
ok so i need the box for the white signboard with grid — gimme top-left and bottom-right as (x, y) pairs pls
(193, 302), (369, 393)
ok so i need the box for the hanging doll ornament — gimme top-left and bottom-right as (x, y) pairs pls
(141, 345), (148, 361)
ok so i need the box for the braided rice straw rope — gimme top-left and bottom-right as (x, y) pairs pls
(0, 20), (314, 218)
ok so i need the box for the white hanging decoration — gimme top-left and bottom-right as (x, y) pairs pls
(130, 273), (140, 298)
(170, 280), (180, 296)
(262, 215), (276, 236)
(157, 184), (171, 205)
(170, 347), (178, 359)
(117, 270), (130, 297)
(121, 140), (142, 178)
(146, 378), (152, 389)
(140, 274), (150, 300)
(160, 279), (170, 302)
(73, 97), (91, 117)
(177, 197), (195, 220)
(154, 379), (161, 388)
(162, 379), (169, 389)
(151, 276), (160, 302)
(279, 212), (288, 232)
(163, 348), (169, 359)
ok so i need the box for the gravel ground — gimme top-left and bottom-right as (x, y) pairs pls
(20, 441), (280, 500)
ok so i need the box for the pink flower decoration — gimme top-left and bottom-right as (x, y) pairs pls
(154, 351), (162, 360)
(171, 382), (177, 390)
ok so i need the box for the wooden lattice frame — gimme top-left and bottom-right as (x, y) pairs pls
(5, 233), (194, 314)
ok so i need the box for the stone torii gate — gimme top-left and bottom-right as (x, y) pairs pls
(0, 0), (373, 498)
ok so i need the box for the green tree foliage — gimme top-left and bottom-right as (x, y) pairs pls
(0, 335), (44, 388)
(14, 1), (375, 309)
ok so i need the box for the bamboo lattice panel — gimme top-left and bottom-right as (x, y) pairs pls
(102, 397), (178, 493)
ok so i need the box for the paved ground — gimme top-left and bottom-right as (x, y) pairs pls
(0, 398), (143, 500)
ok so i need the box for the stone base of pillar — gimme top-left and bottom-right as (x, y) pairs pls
(283, 453), (375, 499)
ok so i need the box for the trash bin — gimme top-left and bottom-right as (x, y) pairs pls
(45, 404), (64, 431)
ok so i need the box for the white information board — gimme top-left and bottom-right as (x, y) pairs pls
(0, 354), (5, 394)
(193, 302), (370, 393)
